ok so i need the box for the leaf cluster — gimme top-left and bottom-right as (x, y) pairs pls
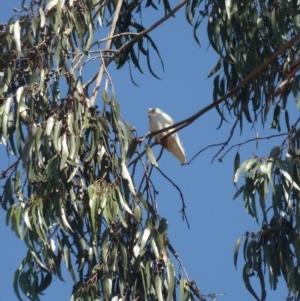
(233, 132), (300, 300)
(0, 1), (206, 301)
(188, 0), (300, 131)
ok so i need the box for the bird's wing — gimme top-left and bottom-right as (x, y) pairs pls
(160, 112), (174, 127)
(150, 111), (170, 138)
(163, 132), (186, 164)
(154, 111), (174, 138)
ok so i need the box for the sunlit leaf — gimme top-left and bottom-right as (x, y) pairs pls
(13, 20), (21, 52)
(145, 144), (158, 167)
(155, 275), (163, 301)
(234, 237), (243, 269)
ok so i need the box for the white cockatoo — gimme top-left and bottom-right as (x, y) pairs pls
(148, 108), (186, 164)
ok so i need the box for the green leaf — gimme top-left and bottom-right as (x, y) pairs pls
(162, 0), (171, 15)
(140, 228), (151, 254)
(128, 61), (140, 87)
(234, 237), (243, 269)
(233, 157), (257, 184)
(127, 138), (137, 159)
(243, 262), (260, 301)
(233, 185), (245, 200)
(180, 278), (190, 301)
(102, 90), (110, 105)
(84, 22), (94, 51)
(119, 243), (127, 272)
(276, 158), (300, 191)
(13, 265), (24, 301)
(146, 49), (161, 80)
(129, 47), (143, 74)
(116, 186), (133, 215)
(234, 151), (240, 175)
(32, 69), (45, 96)
(13, 20), (21, 53)
(23, 208), (32, 231)
(60, 133), (69, 170)
(35, 126), (45, 168)
(12, 205), (23, 239)
(138, 193), (157, 218)
(133, 204), (141, 223)
(167, 261), (175, 301)
(2, 97), (12, 142)
(30, 251), (50, 272)
(185, 2), (192, 24)
(69, 136), (80, 161)
(145, 144), (158, 167)
(146, 34), (164, 72)
(155, 274), (163, 301)
(291, 80), (300, 109)
(39, 7), (45, 28)
(53, 120), (62, 152)
(150, 236), (160, 260)
(269, 105), (281, 131)
(38, 273), (52, 292)
(121, 162), (136, 196)
(207, 58), (222, 78)
(284, 110), (290, 132)
(102, 277), (112, 299)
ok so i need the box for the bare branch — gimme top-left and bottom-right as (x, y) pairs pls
(221, 133), (288, 159)
(211, 116), (240, 163)
(187, 142), (227, 165)
(155, 166), (190, 229)
(0, 159), (20, 180)
(92, 32), (138, 46)
(168, 242), (191, 282)
(89, 0), (190, 103)
(188, 115), (300, 165)
(113, 0), (190, 57)
(90, 0), (124, 105)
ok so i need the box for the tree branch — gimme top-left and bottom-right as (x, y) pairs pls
(88, 0), (190, 103)
(112, 0), (190, 58)
(143, 31), (300, 141)
(90, 0), (124, 105)
(0, 159), (19, 180)
(155, 166), (190, 229)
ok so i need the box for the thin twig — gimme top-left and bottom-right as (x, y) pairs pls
(91, 32), (138, 47)
(87, 0), (190, 100)
(188, 132), (288, 165)
(187, 142), (228, 165)
(128, 140), (158, 168)
(281, 116), (300, 147)
(222, 132), (288, 159)
(112, 0), (189, 58)
(90, 0), (124, 105)
(137, 155), (151, 193)
(155, 166), (190, 229)
(211, 116), (240, 162)
(99, 49), (115, 95)
(0, 159), (20, 179)
(168, 242), (190, 282)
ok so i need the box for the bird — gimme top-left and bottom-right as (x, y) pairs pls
(148, 108), (186, 164)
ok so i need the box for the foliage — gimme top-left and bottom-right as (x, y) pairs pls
(197, 1), (300, 301)
(2, 0), (300, 301)
(0, 0), (202, 301)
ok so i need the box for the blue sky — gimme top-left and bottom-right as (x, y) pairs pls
(0, 1), (291, 300)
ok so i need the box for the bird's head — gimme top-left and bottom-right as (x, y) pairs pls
(147, 108), (162, 118)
